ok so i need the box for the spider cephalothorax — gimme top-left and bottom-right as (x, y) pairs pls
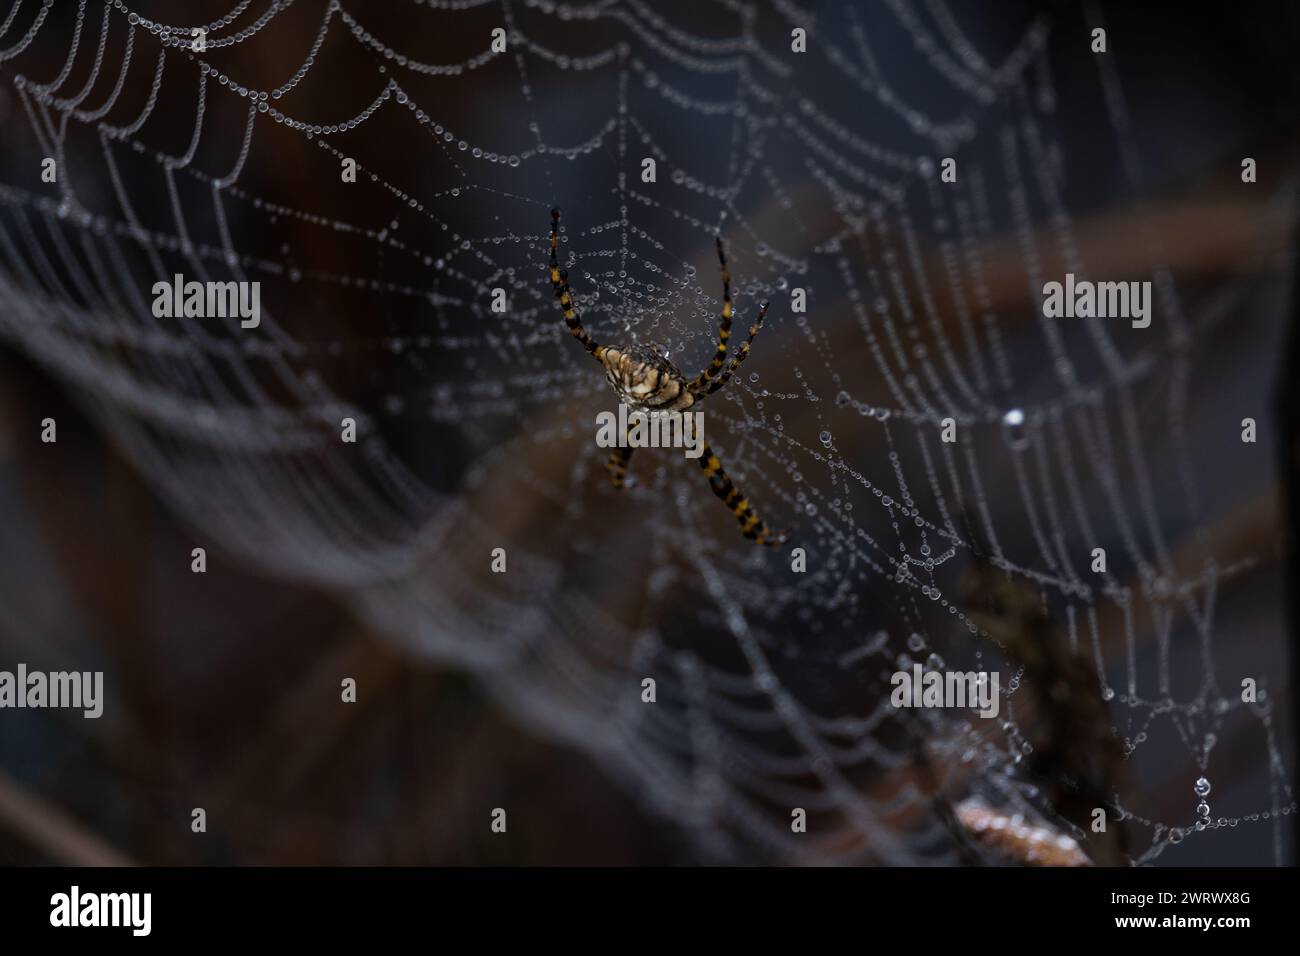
(549, 207), (785, 547)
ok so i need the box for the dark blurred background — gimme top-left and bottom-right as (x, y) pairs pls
(0, 0), (1295, 865)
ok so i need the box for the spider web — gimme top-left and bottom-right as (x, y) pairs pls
(0, 0), (1294, 864)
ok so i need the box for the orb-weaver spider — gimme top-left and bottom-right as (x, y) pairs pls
(549, 208), (786, 547)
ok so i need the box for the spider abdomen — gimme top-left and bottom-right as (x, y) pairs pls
(599, 345), (697, 412)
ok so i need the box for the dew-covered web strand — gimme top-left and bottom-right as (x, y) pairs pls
(0, 0), (1293, 863)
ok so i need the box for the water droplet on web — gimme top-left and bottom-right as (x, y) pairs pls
(907, 633), (926, 653)
(1194, 776), (1211, 797)
(1197, 801), (1211, 818)
(819, 430), (832, 446)
(1101, 687), (1114, 700)
(926, 652), (945, 670)
(1001, 408), (1029, 450)
(748, 372), (759, 383)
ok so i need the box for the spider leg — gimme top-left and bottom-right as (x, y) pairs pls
(549, 208), (603, 357)
(606, 445), (635, 489)
(698, 442), (786, 547)
(704, 299), (768, 396)
(687, 235), (734, 394)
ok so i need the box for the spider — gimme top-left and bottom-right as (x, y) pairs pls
(548, 207), (786, 547)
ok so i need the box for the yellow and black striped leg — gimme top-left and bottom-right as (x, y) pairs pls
(706, 299), (768, 396)
(549, 208), (603, 358)
(607, 445), (635, 489)
(698, 443), (786, 547)
(687, 236), (734, 394)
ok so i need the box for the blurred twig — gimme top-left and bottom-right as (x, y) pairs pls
(0, 768), (134, 866)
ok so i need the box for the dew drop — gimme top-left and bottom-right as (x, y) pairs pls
(1001, 408), (1029, 451)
